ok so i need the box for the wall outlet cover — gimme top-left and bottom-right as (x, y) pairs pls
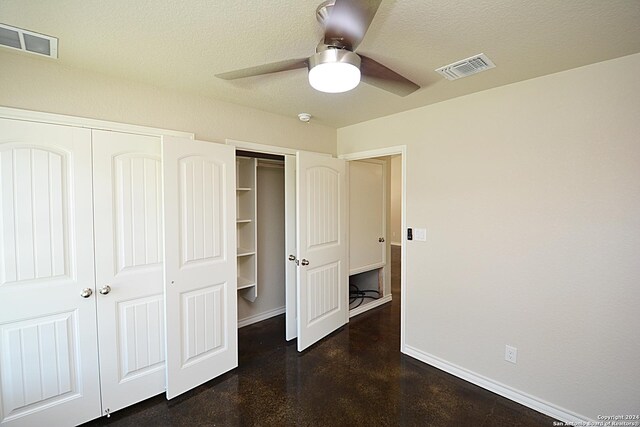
(505, 345), (517, 364)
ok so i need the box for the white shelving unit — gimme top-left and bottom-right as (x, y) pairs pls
(236, 156), (257, 302)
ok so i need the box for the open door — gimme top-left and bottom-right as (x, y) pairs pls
(162, 136), (237, 399)
(296, 152), (348, 351)
(284, 155), (297, 341)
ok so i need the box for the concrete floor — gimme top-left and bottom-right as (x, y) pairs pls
(84, 246), (556, 426)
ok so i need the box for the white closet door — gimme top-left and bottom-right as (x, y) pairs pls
(92, 130), (165, 415)
(349, 160), (386, 274)
(296, 152), (348, 352)
(162, 136), (237, 399)
(284, 155), (297, 341)
(0, 119), (101, 426)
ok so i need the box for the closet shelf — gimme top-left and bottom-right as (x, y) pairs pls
(237, 248), (256, 257)
(236, 156), (257, 303)
(237, 277), (256, 290)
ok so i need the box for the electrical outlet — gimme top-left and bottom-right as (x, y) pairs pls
(505, 345), (517, 364)
(414, 228), (427, 241)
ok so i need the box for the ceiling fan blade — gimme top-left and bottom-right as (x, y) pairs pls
(324, 0), (383, 50)
(216, 58), (309, 80)
(359, 54), (420, 96)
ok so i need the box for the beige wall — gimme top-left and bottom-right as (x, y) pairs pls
(0, 51), (336, 153)
(338, 53), (640, 420)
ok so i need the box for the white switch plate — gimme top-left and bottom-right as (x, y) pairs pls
(414, 228), (427, 241)
(505, 345), (517, 364)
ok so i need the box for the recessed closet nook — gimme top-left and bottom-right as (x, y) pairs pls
(0, 108), (394, 427)
(235, 151), (287, 327)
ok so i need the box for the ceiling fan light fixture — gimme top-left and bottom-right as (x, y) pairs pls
(308, 49), (361, 93)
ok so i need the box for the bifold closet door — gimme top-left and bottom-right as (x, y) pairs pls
(296, 151), (348, 352)
(0, 119), (101, 426)
(162, 136), (238, 399)
(92, 130), (165, 415)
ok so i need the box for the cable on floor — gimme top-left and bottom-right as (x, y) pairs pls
(349, 283), (380, 309)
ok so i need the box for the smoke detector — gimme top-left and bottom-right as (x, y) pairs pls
(435, 53), (495, 81)
(0, 23), (58, 58)
(298, 113), (312, 123)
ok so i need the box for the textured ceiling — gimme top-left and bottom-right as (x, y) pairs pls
(2, 0), (640, 128)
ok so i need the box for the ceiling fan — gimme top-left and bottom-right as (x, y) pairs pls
(215, 0), (420, 96)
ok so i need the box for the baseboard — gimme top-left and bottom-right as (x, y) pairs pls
(238, 306), (285, 328)
(402, 344), (592, 425)
(349, 294), (392, 318)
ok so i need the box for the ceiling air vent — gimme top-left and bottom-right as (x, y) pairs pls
(435, 53), (495, 81)
(0, 23), (58, 58)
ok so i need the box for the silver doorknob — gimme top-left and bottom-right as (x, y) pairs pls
(80, 288), (93, 298)
(301, 259), (309, 266)
(288, 254), (296, 261)
(99, 285), (111, 295)
(378, 237), (385, 242)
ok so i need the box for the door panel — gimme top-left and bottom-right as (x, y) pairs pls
(306, 262), (340, 324)
(117, 295), (164, 378)
(181, 284), (225, 364)
(163, 136), (237, 399)
(178, 157), (225, 265)
(92, 130), (165, 415)
(0, 118), (100, 426)
(296, 152), (347, 352)
(348, 160), (386, 274)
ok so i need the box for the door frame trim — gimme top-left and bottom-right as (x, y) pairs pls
(0, 106), (194, 138)
(225, 139), (332, 157)
(338, 146), (407, 353)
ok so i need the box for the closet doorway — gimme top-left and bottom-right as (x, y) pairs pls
(341, 147), (407, 347)
(230, 142), (349, 353)
(235, 150), (288, 330)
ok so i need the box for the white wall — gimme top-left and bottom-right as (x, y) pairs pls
(338, 53), (640, 421)
(0, 51), (336, 153)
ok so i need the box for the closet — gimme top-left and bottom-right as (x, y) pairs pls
(228, 145), (350, 351)
(1, 110), (352, 425)
(235, 153), (287, 328)
(0, 116), (239, 425)
(230, 147), (393, 343)
(0, 119), (175, 425)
